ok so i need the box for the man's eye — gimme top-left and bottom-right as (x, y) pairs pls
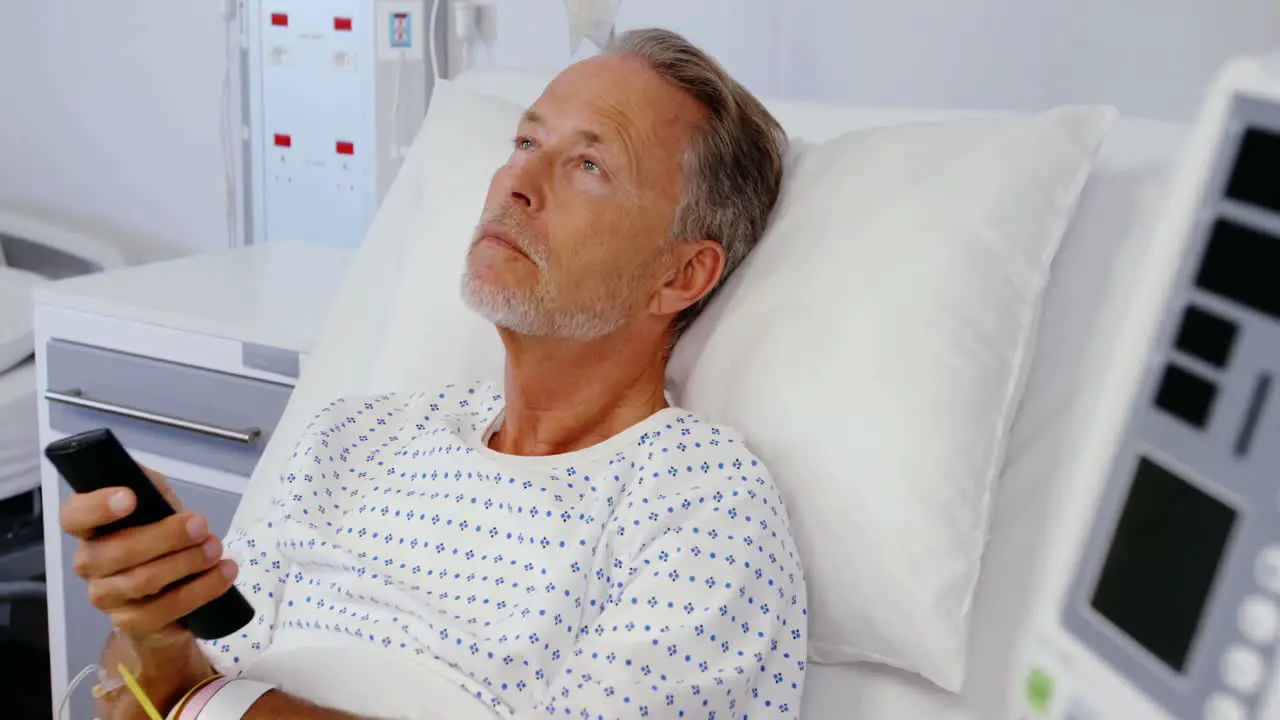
(516, 137), (535, 150)
(581, 159), (600, 173)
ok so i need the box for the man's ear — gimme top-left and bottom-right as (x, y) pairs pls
(649, 240), (725, 318)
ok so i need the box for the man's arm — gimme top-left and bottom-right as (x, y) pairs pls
(99, 630), (376, 720)
(98, 630), (214, 720)
(531, 477), (809, 718)
(65, 417), (342, 719)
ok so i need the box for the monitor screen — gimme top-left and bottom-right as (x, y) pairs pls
(1226, 126), (1280, 213)
(1091, 456), (1236, 672)
(1195, 219), (1280, 320)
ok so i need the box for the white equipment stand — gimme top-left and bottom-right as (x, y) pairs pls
(243, 0), (437, 249)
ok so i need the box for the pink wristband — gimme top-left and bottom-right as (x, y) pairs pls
(179, 677), (231, 720)
(192, 677), (276, 719)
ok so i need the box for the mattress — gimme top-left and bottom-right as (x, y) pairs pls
(0, 359), (39, 500)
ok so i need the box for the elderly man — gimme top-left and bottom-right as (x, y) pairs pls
(61, 28), (805, 719)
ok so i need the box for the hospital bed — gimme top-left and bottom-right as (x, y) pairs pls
(0, 205), (137, 580)
(222, 66), (1188, 719)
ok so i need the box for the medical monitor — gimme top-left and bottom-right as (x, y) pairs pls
(1014, 54), (1280, 720)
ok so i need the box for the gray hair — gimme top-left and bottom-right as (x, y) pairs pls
(606, 28), (787, 337)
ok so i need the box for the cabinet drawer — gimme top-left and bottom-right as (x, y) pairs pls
(45, 339), (293, 477)
(58, 477), (242, 720)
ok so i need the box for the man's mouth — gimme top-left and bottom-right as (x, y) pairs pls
(477, 223), (529, 259)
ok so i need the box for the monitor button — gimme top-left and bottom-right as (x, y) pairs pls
(1257, 546), (1280, 595)
(1204, 692), (1248, 720)
(1239, 594), (1279, 645)
(1220, 644), (1266, 695)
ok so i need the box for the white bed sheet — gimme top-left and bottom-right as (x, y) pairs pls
(0, 359), (39, 500)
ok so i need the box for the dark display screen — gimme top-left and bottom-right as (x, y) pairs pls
(1153, 363), (1218, 429)
(1173, 305), (1238, 369)
(1195, 219), (1280, 320)
(1226, 127), (1280, 213)
(1091, 457), (1236, 672)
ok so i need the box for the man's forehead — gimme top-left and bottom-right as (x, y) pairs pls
(530, 55), (705, 141)
(548, 54), (655, 94)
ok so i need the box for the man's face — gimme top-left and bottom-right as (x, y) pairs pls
(462, 54), (705, 340)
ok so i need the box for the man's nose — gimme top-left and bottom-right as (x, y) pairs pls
(510, 187), (534, 210)
(507, 155), (548, 213)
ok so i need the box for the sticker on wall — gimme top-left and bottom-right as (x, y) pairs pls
(390, 12), (412, 48)
(375, 1), (423, 60)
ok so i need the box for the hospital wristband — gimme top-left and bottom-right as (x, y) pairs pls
(185, 677), (276, 719)
(165, 674), (225, 720)
(174, 676), (230, 720)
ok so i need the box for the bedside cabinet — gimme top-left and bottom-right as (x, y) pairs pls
(34, 243), (351, 719)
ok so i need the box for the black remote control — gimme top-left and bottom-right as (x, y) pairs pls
(45, 428), (255, 640)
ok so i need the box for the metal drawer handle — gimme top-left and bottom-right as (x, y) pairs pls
(44, 388), (262, 445)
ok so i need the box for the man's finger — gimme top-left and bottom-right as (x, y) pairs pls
(87, 537), (224, 610)
(72, 513), (210, 580)
(60, 488), (135, 538)
(109, 561), (239, 638)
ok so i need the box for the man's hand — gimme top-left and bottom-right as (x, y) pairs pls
(59, 466), (233, 718)
(60, 465), (240, 640)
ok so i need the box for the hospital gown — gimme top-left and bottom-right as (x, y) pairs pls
(202, 380), (808, 718)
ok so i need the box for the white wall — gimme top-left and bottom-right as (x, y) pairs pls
(481, 0), (782, 100)
(1, 1), (1276, 258)
(773, 0), (1280, 119)
(0, 1), (237, 255)
(482, 0), (1280, 120)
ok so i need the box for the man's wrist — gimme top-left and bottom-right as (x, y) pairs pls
(121, 624), (194, 649)
(97, 629), (214, 720)
(124, 631), (215, 714)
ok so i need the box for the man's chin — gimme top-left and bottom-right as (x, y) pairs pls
(461, 277), (532, 324)
(464, 270), (520, 300)
(459, 283), (576, 339)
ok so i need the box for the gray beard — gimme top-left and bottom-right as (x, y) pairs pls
(459, 272), (630, 341)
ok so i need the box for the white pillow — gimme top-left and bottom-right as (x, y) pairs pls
(242, 84), (1114, 692)
(667, 108), (1116, 689)
(0, 266), (49, 373)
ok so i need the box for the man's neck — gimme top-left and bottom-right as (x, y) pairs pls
(490, 329), (669, 457)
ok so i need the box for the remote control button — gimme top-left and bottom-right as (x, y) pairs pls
(1221, 644), (1266, 695)
(1257, 546), (1280, 595)
(1204, 692), (1248, 720)
(1239, 595), (1279, 645)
